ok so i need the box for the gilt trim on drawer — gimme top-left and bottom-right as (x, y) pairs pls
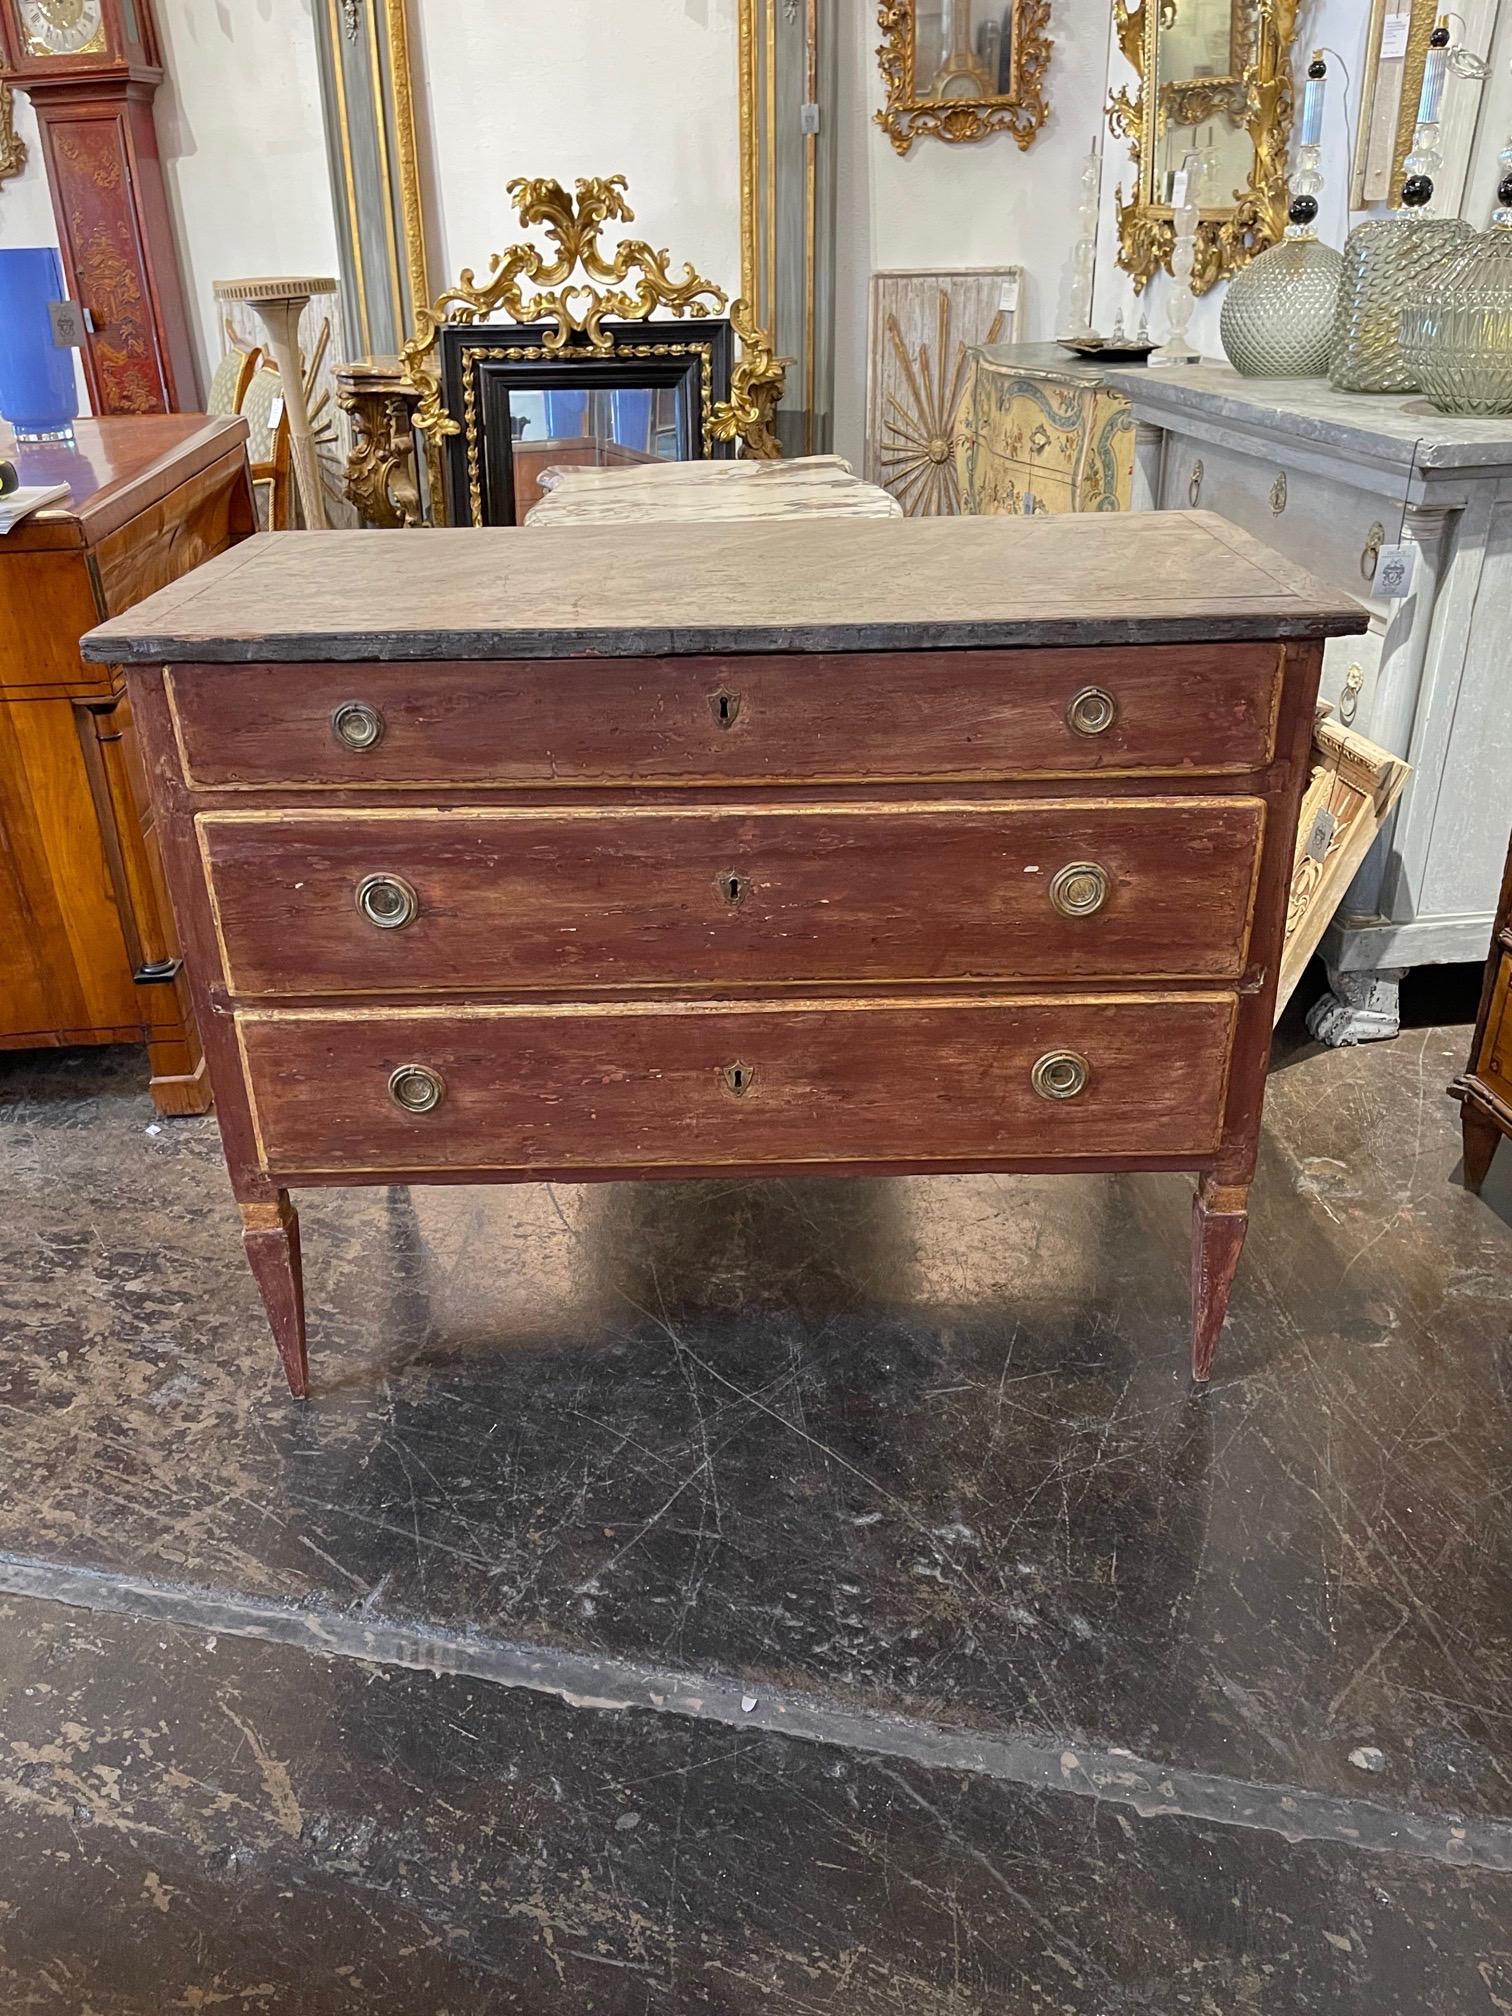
(230, 995), (1233, 1177)
(162, 643), (1290, 793)
(193, 796), (1270, 999)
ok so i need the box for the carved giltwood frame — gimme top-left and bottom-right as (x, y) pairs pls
(875, 0), (1053, 157)
(397, 176), (784, 523)
(0, 81), (26, 182)
(1109, 0), (1302, 296)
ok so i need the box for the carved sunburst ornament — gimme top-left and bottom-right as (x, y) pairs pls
(878, 287), (1002, 517)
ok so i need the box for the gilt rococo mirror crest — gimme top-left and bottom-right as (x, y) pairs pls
(875, 0), (1053, 156)
(1109, 0), (1302, 294)
(399, 175), (785, 522)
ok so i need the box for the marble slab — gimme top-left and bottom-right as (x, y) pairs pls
(1106, 361), (1512, 474)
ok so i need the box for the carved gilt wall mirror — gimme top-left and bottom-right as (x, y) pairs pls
(1110, 0), (1302, 293)
(876, 0), (1053, 155)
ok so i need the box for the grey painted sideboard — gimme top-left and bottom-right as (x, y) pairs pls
(1109, 364), (1512, 1044)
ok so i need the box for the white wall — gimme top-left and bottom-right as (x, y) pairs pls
(0, 0), (339, 407)
(0, 84), (60, 253)
(153, 0), (339, 399)
(834, 0), (1114, 466)
(410, 0), (743, 305)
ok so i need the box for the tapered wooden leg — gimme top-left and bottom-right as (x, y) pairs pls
(1191, 1177), (1250, 1386)
(240, 1193), (308, 1398)
(1461, 1104), (1503, 1193)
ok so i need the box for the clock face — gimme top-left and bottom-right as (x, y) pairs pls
(19, 0), (107, 58)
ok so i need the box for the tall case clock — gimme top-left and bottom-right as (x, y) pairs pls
(0, 0), (196, 412)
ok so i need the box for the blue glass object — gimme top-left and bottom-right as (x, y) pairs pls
(611, 388), (653, 454)
(542, 388), (588, 438)
(0, 248), (79, 441)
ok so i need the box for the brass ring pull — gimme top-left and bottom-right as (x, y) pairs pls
(331, 699), (384, 751)
(388, 1064), (445, 1114)
(1269, 471), (1288, 515)
(1049, 863), (1109, 918)
(1067, 685), (1118, 737)
(1032, 1050), (1090, 1102)
(1361, 523), (1384, 582)
(356, 873), (418, 930)
(1188, 459), (1204, 507)
(1340, 663), (1364, 726)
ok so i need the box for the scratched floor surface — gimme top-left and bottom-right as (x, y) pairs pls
(0, 973), (1509, 2009)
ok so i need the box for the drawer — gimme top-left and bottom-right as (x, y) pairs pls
(166, 643), (1284, 791)
(200, 798), (1267, 997)
(237, 994), (1239, 1176)
(1161, 434), (1386, 623)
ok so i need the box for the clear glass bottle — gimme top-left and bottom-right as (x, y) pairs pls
(1150, 152), (1201, 367)
(1401, 147), (1512, 415)
(1220, 54), (1343, 378)
(1058, 135), (1102, 341)
(1331, 20), (1472, 392)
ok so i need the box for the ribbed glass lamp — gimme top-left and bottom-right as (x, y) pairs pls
(1221, 53), (1343, 378)
(1331, 19), (1472, 392)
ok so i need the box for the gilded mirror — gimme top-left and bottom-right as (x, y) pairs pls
(1110, 0), (1302, 293)
(876, 0), (1053, 155)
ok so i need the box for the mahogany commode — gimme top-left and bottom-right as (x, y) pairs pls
(82, 513), (1364, 1396)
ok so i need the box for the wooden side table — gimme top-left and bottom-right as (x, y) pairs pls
(1451, 826), (1512, 1190)
(0, 414), (254, 1114)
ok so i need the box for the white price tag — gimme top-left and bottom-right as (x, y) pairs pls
(267, 393), (285, 430)
(1380, 9), (1411, 61)
(1375, 542), (1417, 598)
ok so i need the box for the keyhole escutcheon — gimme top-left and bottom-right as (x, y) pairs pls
(709, 687), (742, 730)
(716, 869), (749, 908)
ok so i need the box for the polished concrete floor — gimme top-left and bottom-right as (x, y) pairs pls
(1, 972), (1509, 2011)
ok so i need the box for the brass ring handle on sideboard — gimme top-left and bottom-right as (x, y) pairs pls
(1188, 459), (1204, 507)
(1049, 863), (1109, 918)
(356, 873), (419, 930)
(1361, 523), (1384, 583)
(331, 699), (385, 750)
(1032, 1050), (1090, 1101)
(388, 1064), (445, 1114)
(1067, 685), (1117, 737)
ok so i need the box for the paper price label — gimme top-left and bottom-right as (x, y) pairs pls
(49, 299), (87, 348)
(1381, 10), (1411, 60)
(1375, 543), (1417, 598)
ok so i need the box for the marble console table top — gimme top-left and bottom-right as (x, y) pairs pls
(1105, 362), (1512, 474)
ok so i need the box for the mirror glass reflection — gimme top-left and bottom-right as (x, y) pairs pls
(1152, 0), (1257, 207)
(913, 0), (1019, 102)
(506, 383), (683, 524)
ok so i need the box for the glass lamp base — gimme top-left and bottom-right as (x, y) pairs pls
(9, 423), (77, 445)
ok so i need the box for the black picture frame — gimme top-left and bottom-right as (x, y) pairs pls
(438, 317), (737, 527)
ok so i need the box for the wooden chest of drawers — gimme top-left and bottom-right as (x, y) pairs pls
(83, 513), (1363, 1396)
(0, 414), (253, 1113)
